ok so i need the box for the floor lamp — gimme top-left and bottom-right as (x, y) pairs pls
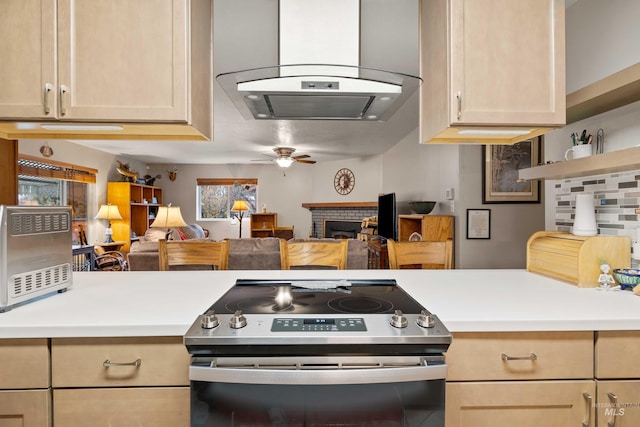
(231, 200), (248, 238)
(95, 204), (123, 243)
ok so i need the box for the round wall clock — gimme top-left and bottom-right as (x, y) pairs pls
(334, 168), (355, 195)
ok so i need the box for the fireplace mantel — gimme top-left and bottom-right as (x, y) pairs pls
(302, 202), (377, 209)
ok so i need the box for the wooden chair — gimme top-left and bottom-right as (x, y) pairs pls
(280, 239), (348, 270)
(158, 239), (229, 271)
(94, 245), (127, 271)
(387, 239), (453, 269)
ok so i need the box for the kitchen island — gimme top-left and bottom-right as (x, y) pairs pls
(2, 270), (639, 427)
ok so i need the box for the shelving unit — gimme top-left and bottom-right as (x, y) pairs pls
(518, 145), (640, 181)
(250, 213), (277, 238)
(107, 182), (163, 252)
(398, 215), (454, 242)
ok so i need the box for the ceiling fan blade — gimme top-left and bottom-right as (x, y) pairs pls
(293, 154), (310, 159)
(295, 159), (316, 164)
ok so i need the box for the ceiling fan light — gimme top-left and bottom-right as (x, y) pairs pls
(275, 156), (294, 168)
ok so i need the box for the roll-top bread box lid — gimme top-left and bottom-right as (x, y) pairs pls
(527, 231), (631, 288)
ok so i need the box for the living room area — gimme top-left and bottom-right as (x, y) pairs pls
(12, 130), (544, 271)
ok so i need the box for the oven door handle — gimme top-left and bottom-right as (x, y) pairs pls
(190, 361), (447, 385)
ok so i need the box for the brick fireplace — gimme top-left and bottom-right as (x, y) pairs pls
(302, 202), (378, 238)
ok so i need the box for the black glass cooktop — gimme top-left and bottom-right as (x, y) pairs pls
(205, 279), (426, 315)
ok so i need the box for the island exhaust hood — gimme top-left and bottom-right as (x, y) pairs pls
(216, 0), (421, 121)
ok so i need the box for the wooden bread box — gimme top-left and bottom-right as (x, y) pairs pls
(527, 231), (631, 287)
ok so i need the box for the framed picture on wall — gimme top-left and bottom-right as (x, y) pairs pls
(466, 209), (491, 239)
(482, 137), (542, 203)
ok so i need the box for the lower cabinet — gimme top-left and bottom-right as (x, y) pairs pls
(0, 389), (51, 427)
(53, 387), (189, 426)
(447, 381), (595, 427)
(51, 336), (191, 427)
(445, 331), (595, 427)
(595, 331), (640, 427)
(0, 338), (51, 426)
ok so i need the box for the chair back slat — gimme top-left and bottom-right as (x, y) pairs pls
(387, 239), (453, 269)
(281, 239), (348, 270)
(158, 240), (229, 271)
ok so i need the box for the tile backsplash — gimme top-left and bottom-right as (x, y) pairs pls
(554, 170), (639, 266)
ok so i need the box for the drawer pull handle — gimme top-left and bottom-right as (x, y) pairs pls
(501, 352), (537, 361)
(583, 392), (592, 427)
(103, 358), (142, 368)
(607, 392), (618, 427)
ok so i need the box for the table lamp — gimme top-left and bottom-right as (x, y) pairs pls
(231, 200), (249, 238)
(95, 204), (123, 243)
(150, 204), (188, 240)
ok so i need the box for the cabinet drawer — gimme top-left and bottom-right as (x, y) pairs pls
(53, 387), (189, 427)
(595, 331), (640, 379)
(596, 380), (640, 427)
(51, 336), (190, 387)
(446, 380), (595, 427)
(0, 338), (50, 389)
(0, 389), (50, 427)
(446, 331), (593, 381)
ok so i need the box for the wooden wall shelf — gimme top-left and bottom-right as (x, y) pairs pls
(566, 62), (640, 124)
(519, 145), (640, 181)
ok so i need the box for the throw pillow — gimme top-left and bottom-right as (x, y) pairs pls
(144, 228), (168, 242)
(175, 228), (188, 240)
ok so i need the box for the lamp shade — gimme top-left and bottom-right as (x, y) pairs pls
(150, 205), (188, 228)
(231, 199), (249, 211)
(95, 204), (123, 220)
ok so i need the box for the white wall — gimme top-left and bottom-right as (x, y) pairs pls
(566, 0), (640, 93)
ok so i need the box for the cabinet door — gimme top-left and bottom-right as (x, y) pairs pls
(57, 0), (188, 121)
(446, 381), (595, 427)
(0, 0), (56, 119)
(0, 390), (51, 427)
(54, 387), (189, 427)
(597, 381), (640, 427)
(450, 0), (565, 126)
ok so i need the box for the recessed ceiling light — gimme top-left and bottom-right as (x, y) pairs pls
(458, 129), (531, 136)
(246, 94), (259, 100)
(366, 115), (378, 120)
(379, 96), (392, 101)
(39, 124), (124, 131)
(256, 113), (269, 118)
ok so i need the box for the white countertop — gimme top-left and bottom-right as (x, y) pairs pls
(1, 269), (639, 338)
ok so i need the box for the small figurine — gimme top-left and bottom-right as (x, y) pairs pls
(597, 264), (617, 290)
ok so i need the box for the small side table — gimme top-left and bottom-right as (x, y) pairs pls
(95, 241), (126, 253)
(72, 245), (96, 271)
(367, 239), (388, 269)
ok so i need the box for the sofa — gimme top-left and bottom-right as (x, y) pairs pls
(127, 224), (209, 271)
(127, 232), (368, 271)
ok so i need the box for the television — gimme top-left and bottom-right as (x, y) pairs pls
(377, 192), (397, 242)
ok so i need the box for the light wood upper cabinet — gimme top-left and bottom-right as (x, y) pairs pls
(0, 0), (56, 119)
(420, 0), (565, 144)
(0, 0), (212, 140)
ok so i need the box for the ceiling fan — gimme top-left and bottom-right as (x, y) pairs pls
(256, 147), (317, 168)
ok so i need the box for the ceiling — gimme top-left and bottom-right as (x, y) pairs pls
(69, 0), (421, 166)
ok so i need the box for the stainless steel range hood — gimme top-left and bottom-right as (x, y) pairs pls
(216, 0), (421, 121)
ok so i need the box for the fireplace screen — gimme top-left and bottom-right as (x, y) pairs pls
(323, 220), (362, 239)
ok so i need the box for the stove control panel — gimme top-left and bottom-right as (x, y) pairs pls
(271, 318), (367, 332)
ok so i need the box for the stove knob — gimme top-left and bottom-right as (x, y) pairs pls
(201, 310), (219, 329)
(417, 310), (435, 328)
(229, 310), (247, 329)
(390, 310), (408, 328)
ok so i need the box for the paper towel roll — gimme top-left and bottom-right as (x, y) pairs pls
(572, 193), (597, 236)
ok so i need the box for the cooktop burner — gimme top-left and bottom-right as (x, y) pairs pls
(207, 279), (424, 315)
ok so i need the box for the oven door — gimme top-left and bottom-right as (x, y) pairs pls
(190, 356), (446, 427)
